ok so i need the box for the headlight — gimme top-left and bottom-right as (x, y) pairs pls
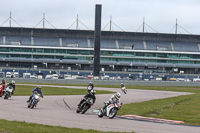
(35, 95), (39, 99)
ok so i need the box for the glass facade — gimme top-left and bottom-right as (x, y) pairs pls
(0, 46), (200, 65)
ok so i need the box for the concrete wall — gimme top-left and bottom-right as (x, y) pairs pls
(5, 78), (200, 87)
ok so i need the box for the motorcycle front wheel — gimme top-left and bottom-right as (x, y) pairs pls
(4, 93), (9, 99)
(31, 101), (37, 109)
(109, 108), (117, 119)
(81, 104), (90, 114)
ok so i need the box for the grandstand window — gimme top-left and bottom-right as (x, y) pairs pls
(33, 55), (42, 59)
(22, 48), (32, 53)
(79, 50), (90, 55)
(145, 53), (155, 57)
(33, 48), (43, 53)
(157, 60), (166, 63)
(55, 56), (63, 59)
(44, 55), (54, 59)
(10, 54), (20, 57)
(55, 49), (66, 54)
(0, 54), (6, 58)
(67, 50), (78, 54)
(101, 51), (110, 56)
(44, 49), (54, 53)
(21, 55), (31, 58)
(135, 52), (145, 57)
(157, 53), (167, 58)
(0, 47), (9, 52)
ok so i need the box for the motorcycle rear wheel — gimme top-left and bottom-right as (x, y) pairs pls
(76, 107), (81, 113)
(98, 109), (103, 118)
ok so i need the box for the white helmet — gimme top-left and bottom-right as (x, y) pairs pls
(11, 80), (15, 84)
(37, 85), (42, 89)
(90, 89), (96, 95)
(115, 92), (121, 99)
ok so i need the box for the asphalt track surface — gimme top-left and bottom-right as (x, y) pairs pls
(0, 85), (200, 133)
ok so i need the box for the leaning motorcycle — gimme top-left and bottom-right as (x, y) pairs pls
(98, 101), (122, 119)
(27, 93), (40, 109)
(121, 87), (127, 94)
(76, 97), (94, 114)
(4, 85), (13, 99)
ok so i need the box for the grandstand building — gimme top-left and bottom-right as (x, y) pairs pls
(0, 27), (200, 74)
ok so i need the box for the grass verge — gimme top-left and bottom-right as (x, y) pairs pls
(13, 85), (114, 96)
(0, 119), (131, 133)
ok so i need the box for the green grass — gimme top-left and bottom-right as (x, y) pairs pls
(116, 86), (200, 126)
(14, 85), (114, 96)
(0, 119), (131, 133)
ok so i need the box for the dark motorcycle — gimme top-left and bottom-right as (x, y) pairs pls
(76, 97), (94, 114)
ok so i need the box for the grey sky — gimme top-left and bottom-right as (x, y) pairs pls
(0, 0), (200, 34)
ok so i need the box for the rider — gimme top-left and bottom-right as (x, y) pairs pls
(6, 80), (16, 94)
(121, 83), (125, 88)
(102, 92), (121, 111)
(78, 89), (96, 107)
(0, 79), (6, 97)
(87, 81), (94, 93)
(27, 85), (44, 102)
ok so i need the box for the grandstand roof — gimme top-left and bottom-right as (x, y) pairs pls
(0, 27), (200, 43)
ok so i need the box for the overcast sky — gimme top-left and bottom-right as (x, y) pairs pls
(0, 0), (200, 35)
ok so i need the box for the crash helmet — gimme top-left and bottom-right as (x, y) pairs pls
(37, 85), (42, 89)
(11, 80), (15, 85)
(121, 83), (124, 87)
(90, 89), (96, 95)
(115, 92), (121, 99)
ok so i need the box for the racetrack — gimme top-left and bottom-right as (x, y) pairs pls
(0, 85), (199, 133)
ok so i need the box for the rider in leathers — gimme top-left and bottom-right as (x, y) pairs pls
(0, 79), (6, 97)
(87, 82), (94, 93)
(27, 85), (44, 102)
(78, 89), (96, 107)
(103, 92), (121, 111)
(6, 80), (15, 94)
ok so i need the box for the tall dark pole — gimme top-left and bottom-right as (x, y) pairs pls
(93, 4), (102, 77)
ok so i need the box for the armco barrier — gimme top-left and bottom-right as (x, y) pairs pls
(4, 78), (200, 86)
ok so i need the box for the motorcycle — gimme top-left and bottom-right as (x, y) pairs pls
(27, 93), (40, 109)
(76, 97), (94, 114)
(4, 85), (13, 99)
(98, 101), (122, 119)
(121, 87), (127, 94)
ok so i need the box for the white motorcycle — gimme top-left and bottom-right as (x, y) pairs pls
(98, 101), (122, 119)
(4, 85), (13, 99)
(121, 87), (127, 94)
